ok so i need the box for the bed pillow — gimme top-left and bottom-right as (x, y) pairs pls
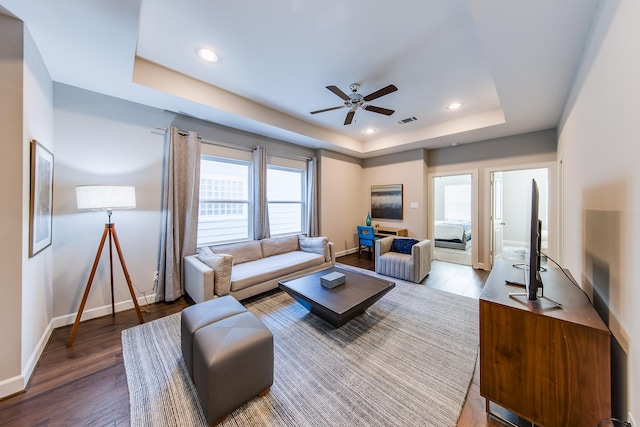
(390, 238), (419, 255)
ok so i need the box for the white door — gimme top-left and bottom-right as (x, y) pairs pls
(491, 172), (504, 266)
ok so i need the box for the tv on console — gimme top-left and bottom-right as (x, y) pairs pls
(527, 179), (543, 300)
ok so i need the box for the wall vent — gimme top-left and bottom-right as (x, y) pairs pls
(397, 116), (418, 125)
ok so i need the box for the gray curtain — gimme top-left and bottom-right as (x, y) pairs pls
(157, 127), (201, 302)
(306, 157), (319, 236)
(253, 146), (270, 240)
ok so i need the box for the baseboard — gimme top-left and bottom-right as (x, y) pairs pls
(52, 293), (157, 329)
(503, 240), (527, 247)
(335, 248), (358, 258)
(0, 374), (26, 400)
(2, 293), (159, 400)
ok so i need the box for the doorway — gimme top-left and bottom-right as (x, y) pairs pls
(490, 168), (549, 266)
(432, 174), (473, 266)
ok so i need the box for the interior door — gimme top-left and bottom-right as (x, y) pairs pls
(491, 172), (504, 266)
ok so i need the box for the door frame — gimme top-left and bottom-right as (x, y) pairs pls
(427, 169), (479, 269)
(485, 161), (558, 269)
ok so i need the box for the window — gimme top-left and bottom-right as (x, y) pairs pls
(267, 165), (306, 236)
(198, 156), (252, 245)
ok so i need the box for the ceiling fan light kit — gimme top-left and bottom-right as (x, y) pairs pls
(310, 83), (398, 125)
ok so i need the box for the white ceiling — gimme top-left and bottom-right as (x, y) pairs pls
(1, 0), (600, 158)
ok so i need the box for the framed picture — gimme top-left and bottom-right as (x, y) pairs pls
(371, 184), (403, 220)
(29, 140), (54, 257)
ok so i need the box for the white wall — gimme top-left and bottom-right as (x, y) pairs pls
(363, 149), (428, 239)
(501, 168), (548, 245)
(319, 150), (365, 254)
(52, 84), (172, 320)
(0, 12), (25, 398)
(558, 0), (639, 420)
(21, 22), (54, 387)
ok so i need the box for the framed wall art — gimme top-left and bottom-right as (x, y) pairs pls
(371, 184), (403, 220)
(29, 140), (54, 257)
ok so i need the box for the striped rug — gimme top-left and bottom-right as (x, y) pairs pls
(122, 267), (479, 427)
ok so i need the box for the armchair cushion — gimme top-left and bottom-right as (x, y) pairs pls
(390, 238), (419, 254)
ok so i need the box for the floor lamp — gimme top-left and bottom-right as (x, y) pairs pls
(67, 185), (144, 348)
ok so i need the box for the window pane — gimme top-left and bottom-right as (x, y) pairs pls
(267, 166), (304, 235)
(267, 168), (301, 201)
(198, 156), (252, 245)
(268, 203), (302, 235)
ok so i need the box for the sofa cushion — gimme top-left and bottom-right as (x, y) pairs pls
(260, 235), (300, 258)
(211, 240), (263, 265)
(390, 238), (419, 255)
(299, 235), (330, 262)
(230, 251), (324, 292)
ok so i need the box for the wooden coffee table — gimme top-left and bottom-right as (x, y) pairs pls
(278, 266), (395, 327)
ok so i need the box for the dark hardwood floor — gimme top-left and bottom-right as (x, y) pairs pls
(0, 254), (526, 426)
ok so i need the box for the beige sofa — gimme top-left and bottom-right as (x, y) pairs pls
(375, 236), (432, 283)
(184, 234), (335, 303)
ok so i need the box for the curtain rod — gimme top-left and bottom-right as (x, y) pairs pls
(155, 127), (312, 161)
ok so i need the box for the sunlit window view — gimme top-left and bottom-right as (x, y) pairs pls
(198, 156), (252, 245)
(267, 166), (305, 236)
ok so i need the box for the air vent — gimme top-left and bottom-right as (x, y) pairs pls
(397, 116), (418, 125)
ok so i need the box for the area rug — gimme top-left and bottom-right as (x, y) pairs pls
(122, 268), (479, 427)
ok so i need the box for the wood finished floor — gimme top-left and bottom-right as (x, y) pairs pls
(0, 255), (526, 427)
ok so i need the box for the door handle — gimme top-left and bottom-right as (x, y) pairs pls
(500, 222), (506, 226)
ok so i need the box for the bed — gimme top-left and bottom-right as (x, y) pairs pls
(434, 220), (472, 250)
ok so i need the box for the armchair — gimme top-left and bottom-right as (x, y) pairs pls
(375, 236), (432, 283)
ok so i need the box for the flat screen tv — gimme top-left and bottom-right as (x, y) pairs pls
(527, 179), (543, 300)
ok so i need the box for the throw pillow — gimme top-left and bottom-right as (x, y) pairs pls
(299, 235), (330, 262)
(390, 238), (419, 255)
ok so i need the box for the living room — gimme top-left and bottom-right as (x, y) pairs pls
(1, 1), (638, 426)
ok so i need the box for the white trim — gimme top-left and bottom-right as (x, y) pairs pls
(428, 169), (480, 269)
(0, 374), (25, 400)
(52, 294), (157, 329)
(0, 293), (159, 399)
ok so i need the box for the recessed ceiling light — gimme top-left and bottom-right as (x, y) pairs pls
(198, 48), (218, 63)
(364, 128), (376, 135)
(447, 102), (463, 110)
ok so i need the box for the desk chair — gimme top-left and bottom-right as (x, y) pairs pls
(357, 225), (380, 259)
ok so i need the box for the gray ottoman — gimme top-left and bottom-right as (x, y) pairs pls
(193, 311), (274, 426)
(181, 295), (247, 379)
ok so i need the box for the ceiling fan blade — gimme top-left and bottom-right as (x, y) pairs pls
(344, 110), (355, 125)
(326, 85), (351, 101)
(364, 105), (395, 116)
(363, 84), (398, 102)
(310, 105), (344, 114)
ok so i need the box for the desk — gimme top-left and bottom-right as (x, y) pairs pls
(374, 226), (408, 237)
(479, 259), (610, 426)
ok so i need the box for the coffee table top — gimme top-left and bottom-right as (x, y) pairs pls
(278, 267), (395, 326)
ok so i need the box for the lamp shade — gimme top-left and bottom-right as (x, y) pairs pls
(76, 185), (136, 210)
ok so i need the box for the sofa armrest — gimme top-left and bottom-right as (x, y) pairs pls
(184, 253), (234, 303)
(375, 236), (395, 262)
(329, 242), (336, 265)
(184, 255), (214, 304)
(411, 239), (432, 280)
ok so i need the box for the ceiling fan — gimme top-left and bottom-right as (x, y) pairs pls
(310, 83), (398, 125)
